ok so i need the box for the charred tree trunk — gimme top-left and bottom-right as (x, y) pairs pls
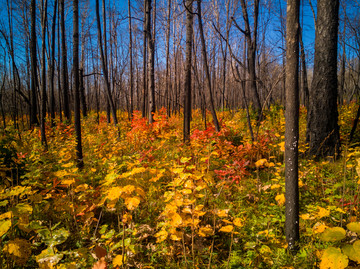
(49, 0), (58, 126)
(40, 0), (48, 148)
(285, 0), (300, 252)
(30, 0), (39, 126)
(306, 0), (340, 158)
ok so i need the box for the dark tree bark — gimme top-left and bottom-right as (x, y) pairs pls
(164, 0), (171, 117)
(59, 0), (71, 122)
(197, 0), (220, 132)
(49, 0), (58, 126)
(146, 0), (155, 124)
(306, 0), (340, 158)
(128, 0), (134, 119)
(142, 0), (148, 118)
(40, 0), (48, 148)
(30, 0), (39, 127)
(299, 28), (309, 108)
(95, 0), (118, 126)
(285, 0), (300, 252)
(73, 0), (83, 168)
(183, 0), (193, 142)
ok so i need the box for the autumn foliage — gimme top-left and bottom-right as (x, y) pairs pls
(0, 103), (360, 268)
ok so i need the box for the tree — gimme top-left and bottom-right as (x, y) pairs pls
(197, 0), (220, 132)
(128, 0), (134, 119)
(49, 0), (58, 126)
(59, 0), (71, 122)
(73, 0), (83, 168)
(95, 0), (118, 126)
(284, 0), (300, 252)
(30, 0), (39, 127)
(183, 0), (193, 142)
(306, 0), (340, 158)
(40, 0), (48, 148)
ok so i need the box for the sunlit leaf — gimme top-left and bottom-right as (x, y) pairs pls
(346, 222), (360, 234)
(216, 209), (229, 218)
(0, 211), (12, 220)
(255, 159), (268, 167)
(36, 247), (64, 266)
(233, 218), (243, 227)
(275, 194), (285, 206)
(0, 219), (11, 237)
(319, 247), (348, 269)
(113, 255), (125, 267)
(219, 225), (233, 233)
(169, 212), (182, 227)
(125, 197), (140, 211)
(320, 227), (346, 242)
(155, 229), (168, 242)
(3, 238), (31, 265)
(198, 225), (213, 237)
(317, 207), (330, 219)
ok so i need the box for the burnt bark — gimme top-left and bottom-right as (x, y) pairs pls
(306, 0), (340, 158)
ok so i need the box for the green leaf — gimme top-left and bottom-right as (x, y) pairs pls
(0, 200), (8, 207)
(13, 203), (33, 216)
(38, 227), (70, 247)
(346, 222), (360, 234)
(36, 247), (63, 266)
(342, 241), (360, 263)
(320, 227), (346, 242)
(320, 247), (348, 269)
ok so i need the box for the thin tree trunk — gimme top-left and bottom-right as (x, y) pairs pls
(146, 0), (155, 123)
(40, 0), (48, 148)
(285, 0), (300, 252)
(59, 0), (71, 122)
(95, 0), (118, 126)
(299, 28), (309, 108)
(30, 0), (39, 126)
(128, 0), (134, 119)
(142, 0), (148, 118)
(197, 0), (220, 132)
(49, 0), (58, 126)
(73, 0), (83, 168)
(183, 0), (193, 142)
(165, 0), (171, 117)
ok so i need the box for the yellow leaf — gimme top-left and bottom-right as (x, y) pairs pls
(180, 157), (191, 163)
(91, 168), (97, 172)
(216, 209), (229, 218)
(198, 226), (214, 237)
(255, 159), (268, 168)
(184, 180), (194, 189)
(169, 212), (182, 227)
(155, 229), (168, 242)
(271, 184), (281, 190)
(320, 247), (348, 269)
(278, 142), (285, 152)
(219, 225), (233, 233)
(233, 218), (243, 227)
(317, 207), (330, 219)
(3, 238), (31, 265)
(61, 179), (75, 186)
(106, 187), (123, 201)
(125, 197), (140, 211)
(0, 211), (12, 221)
(275, 194), (285, 206)
(113, 255), (125, 267)
(62, 162), (73, 168)
(313, 222), (328, 234)
(300, 213), (313, 220)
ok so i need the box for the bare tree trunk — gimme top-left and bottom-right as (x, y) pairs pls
(40, 0), (48, 148)
(299, 29), (309, 108)
(59, 0), (71, 122)
(30, 0), (39, 126)
(95, 0), (118, 126)
(183, 0), (193, 142)
(142, 0), (148, 118)
(128, 0), (134, 119)
(285, 0), (300, 252)
(49, 0), (58, 126)
(306, 0), (340, 158)
(73, 0), (83, 168)
(197, 0), (220, 132)
(165, 0), (171, 117)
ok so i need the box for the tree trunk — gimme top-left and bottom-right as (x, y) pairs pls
(128, 0), (134, 119)
(40, 0), (48, 148)
(183, 0), (193, 142)
(197, 0), (220, 132)
(49, 0), (58, 126)
(299, 28), (309, 108)
(73, 0), (83, 168)
(59, 0), (71, 122)
(146, 0), (155, 124)
(306, 0), (340, 158)
(95, 0), (118, 126)
(30, 0), (39, 127)
(285, 0), (300, 252)
(142, 0), (148, 118)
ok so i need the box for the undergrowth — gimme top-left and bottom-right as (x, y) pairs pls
(0, 103), (360, 268)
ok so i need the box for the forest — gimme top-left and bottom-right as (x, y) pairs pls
(0, 0), (360, 268)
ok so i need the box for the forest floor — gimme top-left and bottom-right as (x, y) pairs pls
(1, 103), (360, 269)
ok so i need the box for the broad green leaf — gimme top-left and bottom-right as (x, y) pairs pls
(36, 247), (63, 266)
(320, 227), (346, 242)
(320, 247), (348, 269)
(342, 241), (360, 263)
(346, 222), (360, 234)
(0, 219), (11, 237)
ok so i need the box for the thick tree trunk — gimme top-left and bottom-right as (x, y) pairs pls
(183, 0), (193, 142)
(146, 0), (155, 124)
(306, 0), (340, 158)
(285, 0), (300, 252)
